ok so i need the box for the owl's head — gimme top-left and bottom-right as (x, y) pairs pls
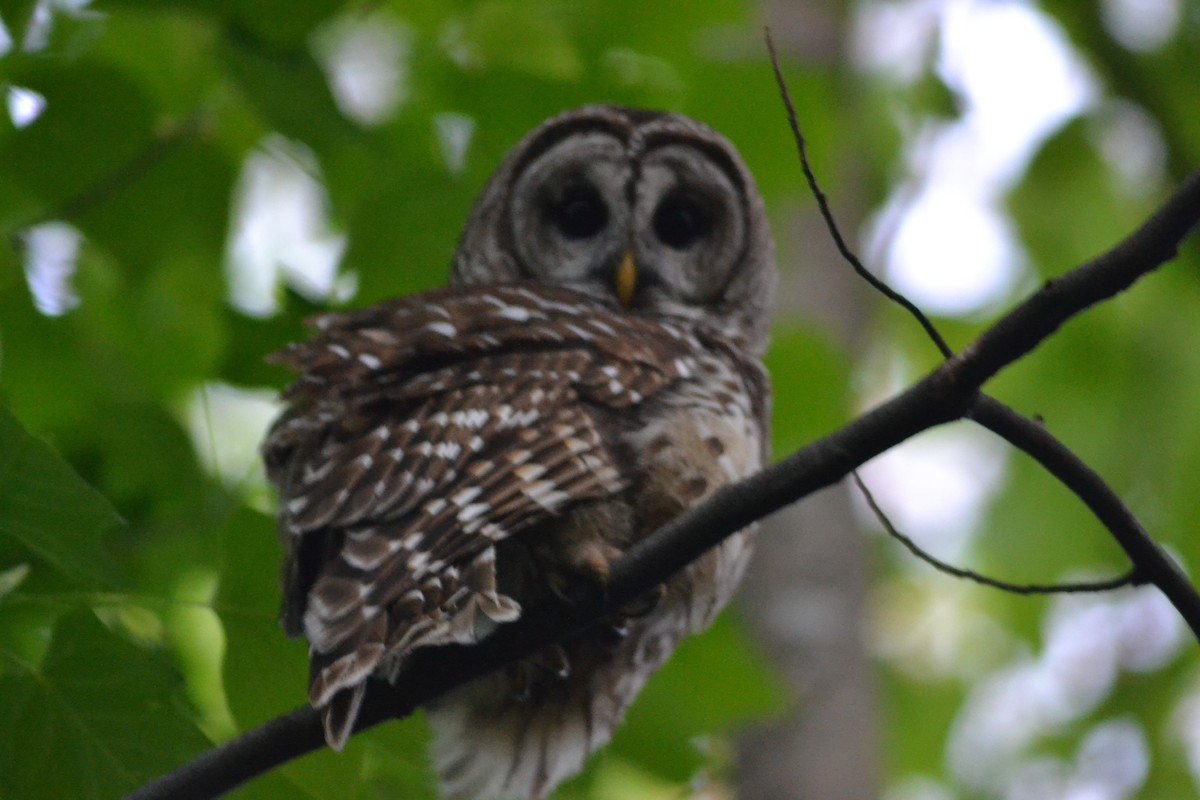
(450, 105), (777, 355)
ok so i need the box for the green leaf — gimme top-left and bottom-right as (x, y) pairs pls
(458, 2), (583, 82)
(214, 508), (306, 731)
(337, 155), (471, 303)
(1008, 118), (1150, 279)
(97, 0), (342, 49)
(0, 61), (156, 229)
(0, 235), (20, 291)
(0, 404), (124, 589)
(0, 562), (29, 600)
(0, 611), (211, 799)
(765, 325), (850, 457)
(219, 23), (361, 153)
(607, 613), (785, 782)
(91, 12), (224, 117)
(66, 140), (234, 404)
(0, 0), (38, 48)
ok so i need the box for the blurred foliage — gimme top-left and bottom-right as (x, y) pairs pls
(1, 1), (1199, 799)
(0, 2), (802, 798)
(863, 3), (1200, 799)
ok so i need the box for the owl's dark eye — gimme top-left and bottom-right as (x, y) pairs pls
(653, 193), (712, 249)
(549, 183), (608, 239)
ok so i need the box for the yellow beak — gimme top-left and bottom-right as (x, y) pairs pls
(615, 252), (637, 308)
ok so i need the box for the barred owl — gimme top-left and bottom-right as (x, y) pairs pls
(264, 105), (776, 799)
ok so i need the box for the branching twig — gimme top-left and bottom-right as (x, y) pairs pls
(5, 114), (205, 265)
(766, 29), (1175, 600)
(851, 471), (1136, 594)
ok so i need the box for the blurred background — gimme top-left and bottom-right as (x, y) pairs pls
(2, 1), (1199, 798)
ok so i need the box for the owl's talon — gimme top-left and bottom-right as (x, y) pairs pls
(536, 644), (570, 680)
(511, 644), (572, 696)
(542, 539), (624, 606)
(600, 619), (630, 645)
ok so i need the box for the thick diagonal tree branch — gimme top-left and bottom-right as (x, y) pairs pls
(127, 165), (1200, 800)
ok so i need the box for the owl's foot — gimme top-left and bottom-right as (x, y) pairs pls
(510, 643), (572, 701)
(568, 540), (625, 583)
(545, 540), (625, 601)
(598, 584), (666, 645)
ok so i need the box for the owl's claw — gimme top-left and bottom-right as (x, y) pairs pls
(537, 644), (571, 679)
(597, 584), (664, 647)
(599, 619), (630, 645)
(510, 644), (572, 700)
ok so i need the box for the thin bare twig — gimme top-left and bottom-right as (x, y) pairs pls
(851, 471), (1136, 594)
(766, 29), (1174, 600)
(764, 29), (954, 360)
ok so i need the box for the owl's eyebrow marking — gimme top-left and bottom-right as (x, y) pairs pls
(513, 115), (632, 178)
(638, 132), (749, 199)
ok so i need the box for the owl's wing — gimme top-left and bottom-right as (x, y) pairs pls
(263, 284), (699, 748)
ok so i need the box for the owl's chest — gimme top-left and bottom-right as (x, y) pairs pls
(624, 352), (766, 514)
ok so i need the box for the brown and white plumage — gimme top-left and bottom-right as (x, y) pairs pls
(264, 106), (775, 799)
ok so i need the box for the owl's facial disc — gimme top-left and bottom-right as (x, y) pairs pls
(629, 143), (747, 318)
(508, 132), (631, 302)
(507, 127), (751, 322)
(452, 105), (775, 353)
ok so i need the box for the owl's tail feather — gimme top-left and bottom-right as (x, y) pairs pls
(309, 610), (388, 750)
(309, 638), (385, 709)
(322, 683), (366, 751)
